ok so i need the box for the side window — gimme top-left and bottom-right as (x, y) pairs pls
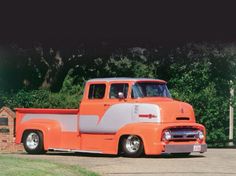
(109, 83), (128, 99)
(88, 84), (106, 99)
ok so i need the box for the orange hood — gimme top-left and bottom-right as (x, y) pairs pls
(136, 98), (196, 123)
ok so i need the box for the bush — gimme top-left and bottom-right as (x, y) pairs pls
(0, 70), (84, 109)
(168, 54), (232, 146)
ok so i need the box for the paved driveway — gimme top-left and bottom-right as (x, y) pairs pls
(6, 149), (236, 176)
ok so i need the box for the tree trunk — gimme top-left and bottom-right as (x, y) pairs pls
(40, 50), (64, 91)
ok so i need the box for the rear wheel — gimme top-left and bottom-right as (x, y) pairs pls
(23, 130), (46, 154)
(121, 135), (144, 157)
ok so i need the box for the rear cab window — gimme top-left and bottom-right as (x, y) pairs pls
(88, 84), (106, 99)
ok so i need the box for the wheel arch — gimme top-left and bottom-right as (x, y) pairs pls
(18, 119), (62, 150)
(22, 129), (46, 154)
(115, 124), (149, 155)
(115, 123), (162, 155)
(118, 134), (145, 155)
(21, 129), (45, 143)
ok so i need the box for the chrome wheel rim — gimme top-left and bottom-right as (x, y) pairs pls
(26, 132), (39, 150)
(125, 135), (140, 153)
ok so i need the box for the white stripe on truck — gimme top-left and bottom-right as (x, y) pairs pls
(79, 103), (160, 133)
(21, 103), (161, 133)
(22, 114), (78, 132)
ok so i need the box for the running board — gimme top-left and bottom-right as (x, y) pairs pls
(48, 148), (102, 154)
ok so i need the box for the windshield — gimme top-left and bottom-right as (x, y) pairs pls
(132, 82), (171, 98)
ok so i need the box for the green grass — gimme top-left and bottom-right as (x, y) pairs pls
(0, 155), (100, 176)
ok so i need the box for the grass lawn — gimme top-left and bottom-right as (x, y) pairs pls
(0, 155), (100, 176)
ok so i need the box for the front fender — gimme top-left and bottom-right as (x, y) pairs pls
(114, 122), (207, 155)
(16, 119), (62, 150)
(114, 123), (162, 155)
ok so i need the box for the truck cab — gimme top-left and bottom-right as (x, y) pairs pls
(15, 78), (207, 157)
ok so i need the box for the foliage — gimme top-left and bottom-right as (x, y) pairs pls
(0, 42), (236, 146)
(0, 69), (83, 109)
(169, 61), (229, 146)
(103, 56), (155, 78)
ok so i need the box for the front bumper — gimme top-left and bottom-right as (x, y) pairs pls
(164, 144), (207, 153)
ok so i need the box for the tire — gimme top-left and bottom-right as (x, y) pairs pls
(121, 135), (144, 157)
(23, 130), (46, 154)
(171, 153), (191, 157)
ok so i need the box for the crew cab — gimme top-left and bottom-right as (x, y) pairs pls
(15, 78), (207, 157)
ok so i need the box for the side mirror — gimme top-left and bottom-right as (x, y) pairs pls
(118, 92), (124, 99)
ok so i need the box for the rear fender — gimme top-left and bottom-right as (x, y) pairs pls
(16, 119), (62, 149)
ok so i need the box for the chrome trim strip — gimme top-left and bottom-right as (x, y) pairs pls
(49, 148), (102, 154)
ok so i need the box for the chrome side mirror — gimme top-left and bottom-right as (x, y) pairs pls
(118, 92), (124, 99)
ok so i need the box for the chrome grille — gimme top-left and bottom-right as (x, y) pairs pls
(169, 128), (199, 141)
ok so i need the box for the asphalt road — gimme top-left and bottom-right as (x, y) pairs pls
(5, 149), (236, 176)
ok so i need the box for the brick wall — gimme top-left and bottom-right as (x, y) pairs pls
(0, 107), (23, 153)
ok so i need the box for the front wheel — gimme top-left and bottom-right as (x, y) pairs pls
(121, 135), (144, 157)
(23, 130), (46, 154)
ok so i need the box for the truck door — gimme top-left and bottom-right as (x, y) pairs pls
(104, 83), (129, 111)
(79, 82), (130, 133)
(79, 83), (107, 133)
(96, 82), (134, 133)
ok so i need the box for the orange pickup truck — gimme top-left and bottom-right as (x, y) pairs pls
(15, 78), (207, 157)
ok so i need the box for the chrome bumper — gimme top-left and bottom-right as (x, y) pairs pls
(164, 144), (207, 153)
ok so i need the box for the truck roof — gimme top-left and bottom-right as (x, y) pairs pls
(87, 77), (167, 83)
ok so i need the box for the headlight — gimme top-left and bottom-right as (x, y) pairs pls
(198, 130), (204, 140)
(163, 130), (172, 141)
